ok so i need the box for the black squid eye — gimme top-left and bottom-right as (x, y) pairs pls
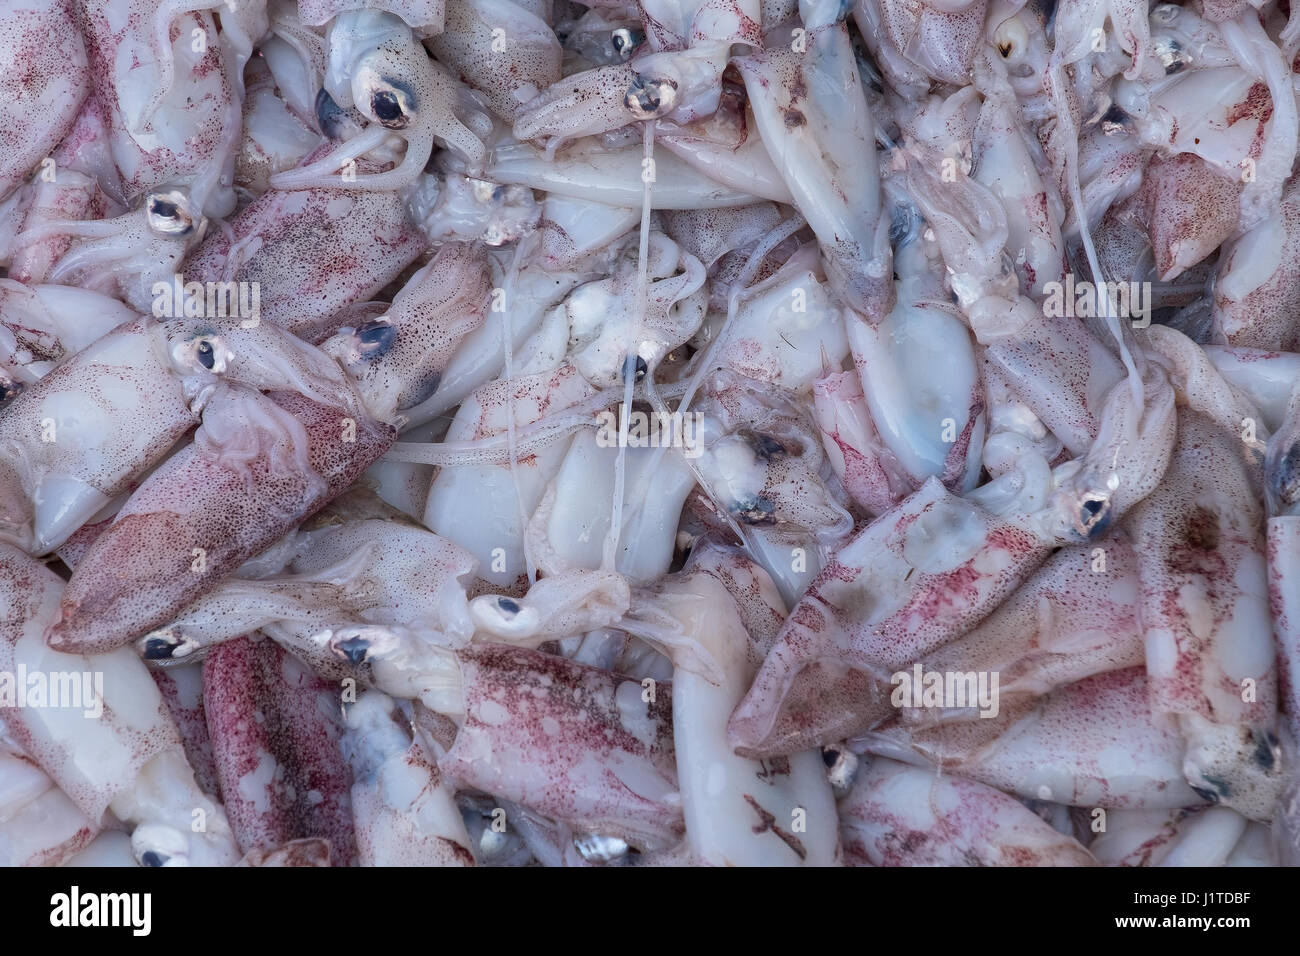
(371, 88), (410, 129)
(1077, 496), (1110, 537)
(623, 354), (649, 382)
(611, 28), (643, 60)
(145, 188), (197, 237)
(196, 340), (216, 370)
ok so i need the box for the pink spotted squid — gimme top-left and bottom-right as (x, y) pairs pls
(3, 0), (1300, 872)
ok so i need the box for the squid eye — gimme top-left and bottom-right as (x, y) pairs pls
(1154, 37), (1189, 75)
(611, 27), (643, 61)
(732, 496), (776, 525)
(367, 79), (416, 130)
(623, 354), (649, 382)
(747, 433), (786, 459)
(173, 334), (228, 375)
(1075, 494), (1111, 537)
(333, 634), (373, 665)
(145, 188), (198, 237)
(624, 75), (678, 120)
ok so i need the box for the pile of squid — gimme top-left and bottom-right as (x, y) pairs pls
(4, 0), (1300, 868)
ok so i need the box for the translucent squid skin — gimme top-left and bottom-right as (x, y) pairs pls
(0, 314), (378, 556)
(733, 23), (893, 319)
(0, 544), (240, 866)
(300, 0), (446, 34)
(0, 735), (97, 867)
(11, 0), (1300, 869)
(0, 317), (198, 556)
(840, 757), (1096, 867)
(0, 282), (135, 398)
(665, 572), (840, 865)
(1268, 518), (1300, 747)
(903, 531), (1145, 724)
(425, 0), (561, 122)
(324, 240), (492, 420)
(861, 667), (1208, 810)
(46, 391), (395, 655)
(0, 0), (90, 205)
(151, 664), (219, 799)
(15, 184), (211, 314)
(813, 369), (911, 517)
(182, 171), (429, 341)
(342, 691), (475, 867)
(875, 0), (991, 86)
(1211, 176), (1300, 350)
(271, 10), (486, 192)
(77, 0), (240, 217)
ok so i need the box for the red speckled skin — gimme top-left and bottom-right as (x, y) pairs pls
(48, 392), (395, 654)
(1140, 152), (1243, 282)
(203, 636), (357, 865)
(877, 0), (988, 86)
(76, 0), (234, 206)
(1213, 176), (1300, 350)
(183, 156), (428, 342)
(839, 758), (1095, 867)
(1268, 516), (1300, 744)
(1128, 411), (1276, 728)
(729, 478), (1050, 758)
(152, 667), (220, 799)
(439, 644), (683, 850)
(0, 0), (89, 204)
(0, 543), (184, 824)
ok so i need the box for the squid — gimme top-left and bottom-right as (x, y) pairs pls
(78, 0), (242, 217)
(1128, 410), (1282, 821)
(732, 12), (893, 317)
(342, 691), (475, 866)
(0, 316), (358, 556)
(0, 544), (240, 866)
(839, 757), (1096, 866)
(270, 10), (487, 191)
(203, 635), (357, 864)
(46, 389), (393, 654)
(436, 644), (683, 851)
(0, 0), (90, 205)
(181, 165), (429, 340)
(859, 667), (1207, 810)
(658, 568), (840, 865)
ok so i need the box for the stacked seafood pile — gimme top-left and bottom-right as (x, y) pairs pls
(1, 0), (1298, 867)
